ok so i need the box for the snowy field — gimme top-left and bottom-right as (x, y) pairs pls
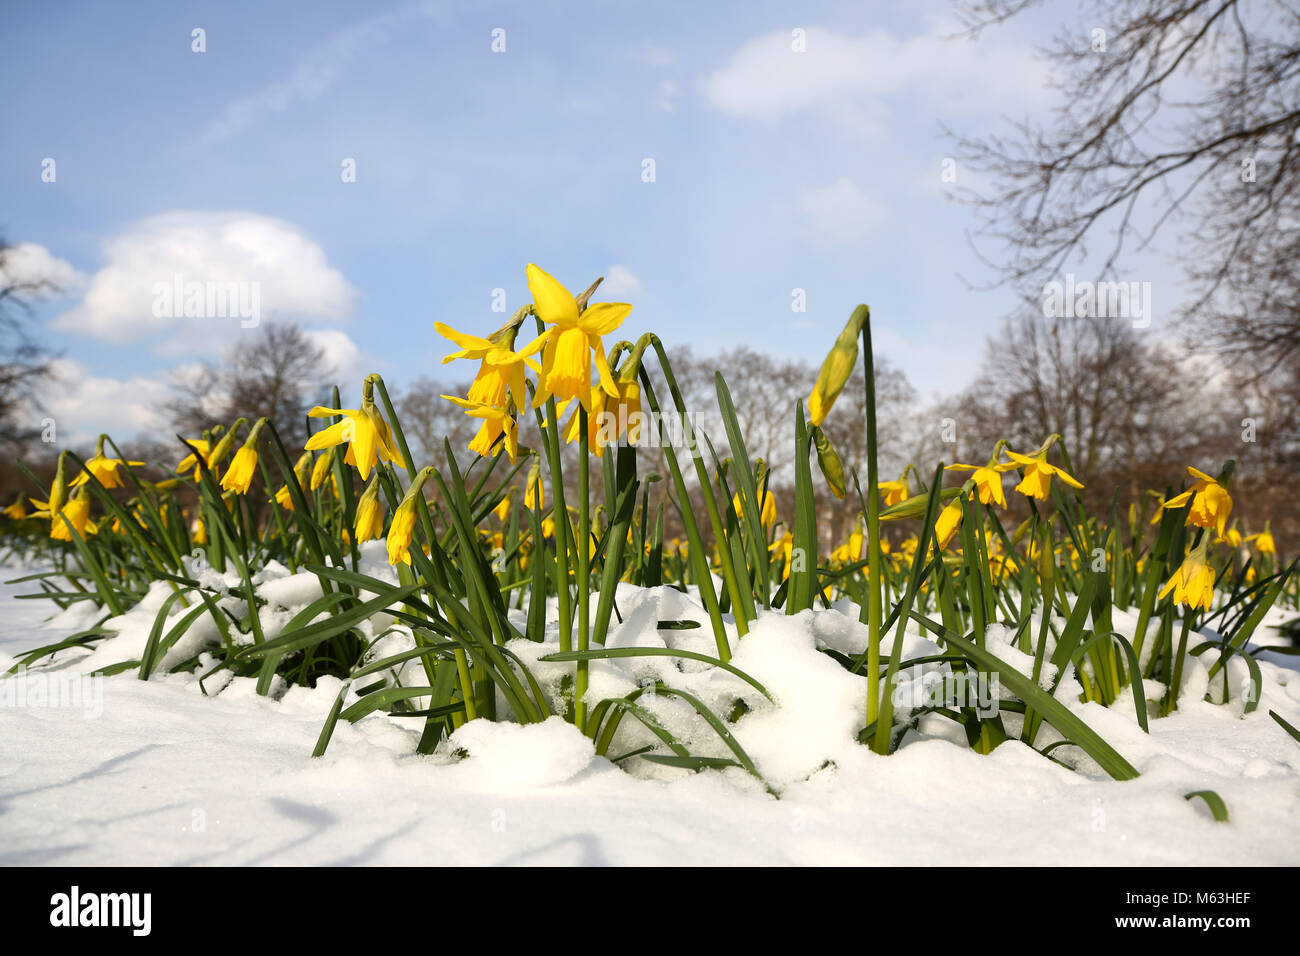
(2, 556), (1299, 867)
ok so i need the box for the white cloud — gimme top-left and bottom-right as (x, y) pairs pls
(305, 329), (365, 384)
(601, 265), (642, 297)
(705, 22), (1050, 130)
(799, 178), (886, 244)
(52, 211), (355, 352)
(39, 358), (170, 447)
(0, 242), (86, 297)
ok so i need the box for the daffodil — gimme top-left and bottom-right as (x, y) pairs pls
(493, 495), (510, 523)
(436, 321), (546, 410)
(4, 495), (26, 520)
(1159, 543), (1216, 611)
(176, 439), (212, 481)
(191, 514), (207, 545)
(386, 468), (435, 565)
(733, 489), (778, 529)
(443, 395), (519, 462)
(305, 379), (398, 480)
(525, 459), (545, 510)
(205, 421), (245, 475)
(43, 488), (95, 542)
(1154, 467), (1234, 538)
(946, 448), (1016, 507)
(1005, 445), (1084, 500)
(271, 452), (312, 511)
(878, 477), (909, 508)
(594, 379), (644, 450)
(309, 449), (334, 491)
(221, 420), (268, 495)
(527, 264), (632, 413)
(354, 478), (384, 543)
(769, 529), (796, 580)
(34, 451), (70, 519)
(934, 500), (963, 550)
(807, 305), (869, 427)
(71, 437), (143, 490)
(830, 526), (865, 565)
(1246, 525), (1276, 555)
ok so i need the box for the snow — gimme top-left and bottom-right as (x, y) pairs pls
(2, 563), (1300, 865)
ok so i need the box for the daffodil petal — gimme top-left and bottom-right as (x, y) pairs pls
(526, 264), (579, 326)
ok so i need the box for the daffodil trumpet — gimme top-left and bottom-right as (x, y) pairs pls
(386, 467), (435, 565)
(221, 418), (269, 495)
(1153, 465), (1235, 539)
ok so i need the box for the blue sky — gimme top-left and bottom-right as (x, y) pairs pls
(2, 0), (1077, 443)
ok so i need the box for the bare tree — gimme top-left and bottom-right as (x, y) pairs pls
(0, 238), (58, 449)
(394, 374), (479, 466)
(171, 322), (333, 447)
(961, 311), (1213, 497)
(952, 0), (1300, 368)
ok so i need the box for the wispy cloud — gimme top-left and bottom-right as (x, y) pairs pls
(201, 2), (447, 143)
(705, 21), (1049, 133)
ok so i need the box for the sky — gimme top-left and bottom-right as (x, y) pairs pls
(1, 0), (1112, 445)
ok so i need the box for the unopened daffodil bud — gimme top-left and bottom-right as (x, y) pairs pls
(808, 304), (868, 427)
(354, 476), (384, 543)
(811, 425), (846, 499)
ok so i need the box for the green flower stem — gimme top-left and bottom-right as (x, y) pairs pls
(372, 373), (475, 723)
(860, 314), (883, 728)
(576, 406), (591, 733)
(647, 336), (750, 638)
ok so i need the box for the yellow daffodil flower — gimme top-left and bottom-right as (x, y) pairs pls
(220, 420), (267, 495)
(354, 478), (384, 543)
(443, 395), (519, 462)
(71, 439), (144, 490)
(878, 479), (908, 508)
(1005, 449), (1084, 500)
(176, 439), (212, 481)
(305, 401), (397, 480)
(309, 449), (334, 491)
(43, 489), (95, 542)
(1246, 526), (1276, 555)
(934, 500), (963, 550)
(1159, 546), (1216, 611)
(1153, 467), (1233, 538)
(221, 446), (258, 494)
(946, 459), (1016, 508)
(527, 263), (632, 413)
(808, 305), (868, 426)
(769, 530), (795, 580)
(733, 489), (779, 529)
(435, 321), (546, 410)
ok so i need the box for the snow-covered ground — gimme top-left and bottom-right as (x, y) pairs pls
(2, 554), (1299, 866)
